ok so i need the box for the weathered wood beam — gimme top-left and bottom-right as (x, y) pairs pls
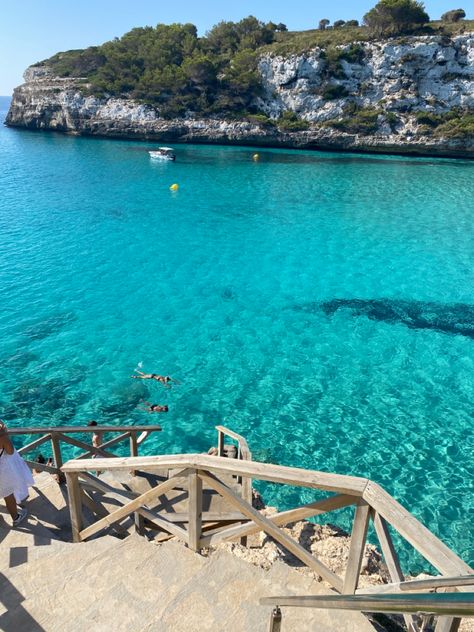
(199, 470), (344, 592)
(8, 425), (162, 435)
(63, 454), (369, 495)
(65, 472), (83, 542)
(200, 493), (356, 547)
(23, 459), (59, 475)
(77, 471), (190, 542)
(74, 432), (131, 460)
(188, 471), (203, 551)
(343, 501), (371, 594)
(363, 482), (473, 577)
(80, 489), (129, 537)
(367, 511), (419, 632)
(18, 434), (51, 455)
(55, 432), (117, 459)
(51, 433), (65, 482)
(78, 473), (189, 541)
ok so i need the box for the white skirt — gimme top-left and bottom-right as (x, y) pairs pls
(0, 449), (35, 502)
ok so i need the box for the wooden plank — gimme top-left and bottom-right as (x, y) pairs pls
(18, 434), (51, 455)
(77, 471), (190, 542)
(65, 472), (83, 542)
(55, 432), (118, 459)
(78, 473), (188, 541)
(23, 459), (59, 475)
(363, 482), (473, 577)
(217, 430), (224, 457)
(74, 432), (131, 460)
(129, 431), (138, 476)
(372, 511), (405, 584)
(200, 493), (356, 547)
(343, 502), (371, 594)
(129, 432), (138, 457)
(62, 454), (368, 495)
(51, 433), (64, 483)
(80, 489), (129, 537)
(188, 472), (203, 551)
(371, 511), (418, 632)
(158, 512), (246, 523)
(8, 425), (162, 435)
(199, 471), (344, 592)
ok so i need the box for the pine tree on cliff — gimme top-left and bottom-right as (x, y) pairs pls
(364, 0), (430, 36)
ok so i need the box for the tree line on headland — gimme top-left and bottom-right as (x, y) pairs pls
(38, 0), (470, 120)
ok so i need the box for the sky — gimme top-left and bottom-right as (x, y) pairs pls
(0, 0), (470, 94)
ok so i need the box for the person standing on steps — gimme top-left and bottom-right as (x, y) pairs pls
(0, 420), (34, 527)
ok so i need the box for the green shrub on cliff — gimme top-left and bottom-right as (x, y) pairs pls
(435, 114), (474, 138)
(325, 107), (380, 133)
(43, 18), (275, 118)
(277, 111), (310, 131)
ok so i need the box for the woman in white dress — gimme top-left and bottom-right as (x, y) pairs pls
(0, 421), (34, 526)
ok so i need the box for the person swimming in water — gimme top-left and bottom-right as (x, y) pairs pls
(141, 402), (169, 413)
(131, 370), (177, 387)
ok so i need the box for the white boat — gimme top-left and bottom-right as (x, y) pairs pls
(148, 147), (176, 161)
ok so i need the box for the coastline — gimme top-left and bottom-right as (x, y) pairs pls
(5, 115), (474, 161)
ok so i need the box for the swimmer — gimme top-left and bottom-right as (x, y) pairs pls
(131, 370), (178, 387)
(141, 402), (169, 413)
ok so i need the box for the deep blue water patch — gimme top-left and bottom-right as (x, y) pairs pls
(0, 97), (473, 571)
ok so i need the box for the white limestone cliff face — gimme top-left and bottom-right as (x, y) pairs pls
(256, 34), (474, 121)
(6, 33), (474, 157)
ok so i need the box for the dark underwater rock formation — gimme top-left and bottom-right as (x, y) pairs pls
(296, 298), (474, 339)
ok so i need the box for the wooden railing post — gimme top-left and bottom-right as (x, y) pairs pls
(129, 431), (138, 476)
(343, 501), (371, 594)
(129, 431), (138, 457)
(188, 471), (203, 551)
(217, 430), (224, 457)
(51, 432), (65, 483)
(65, 472), (83, 542)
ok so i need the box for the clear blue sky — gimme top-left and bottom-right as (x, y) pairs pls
(1, 0), (470, 94)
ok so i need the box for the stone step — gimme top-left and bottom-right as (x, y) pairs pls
(0, 513), (65, 573)
(2, 536), (377, 631)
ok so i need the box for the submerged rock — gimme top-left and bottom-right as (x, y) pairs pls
(319, 298), (474, 339)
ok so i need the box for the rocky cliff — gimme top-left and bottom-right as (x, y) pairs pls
(6, 33), (474, 157)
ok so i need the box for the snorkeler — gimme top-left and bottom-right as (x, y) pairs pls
(131, 370), (178, 387)
(141, 402), (169, 413)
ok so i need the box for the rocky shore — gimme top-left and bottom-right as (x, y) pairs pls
(5, 33), (474, 157)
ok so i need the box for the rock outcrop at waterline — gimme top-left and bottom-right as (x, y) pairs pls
(6, 33), (474, 157)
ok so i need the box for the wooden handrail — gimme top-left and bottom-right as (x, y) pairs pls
(215, 425), (251, 461)
(14, 425), (161, 481)
(62, 454), (369, 494)
(61, 452), (473, 603)
(10, 425), (162, 435)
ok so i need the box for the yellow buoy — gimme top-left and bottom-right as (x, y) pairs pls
(252, 153), (260, 161)
(170, 183), (179, 191)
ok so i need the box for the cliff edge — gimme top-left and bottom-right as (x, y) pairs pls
(6, 34), (474, 157)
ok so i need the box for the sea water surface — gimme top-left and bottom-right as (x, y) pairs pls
(1, 96), (473, 571)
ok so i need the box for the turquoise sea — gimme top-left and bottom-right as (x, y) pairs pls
(0, 96), (473, 571)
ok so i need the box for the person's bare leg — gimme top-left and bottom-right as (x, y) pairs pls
(4, 494), (17, 520)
